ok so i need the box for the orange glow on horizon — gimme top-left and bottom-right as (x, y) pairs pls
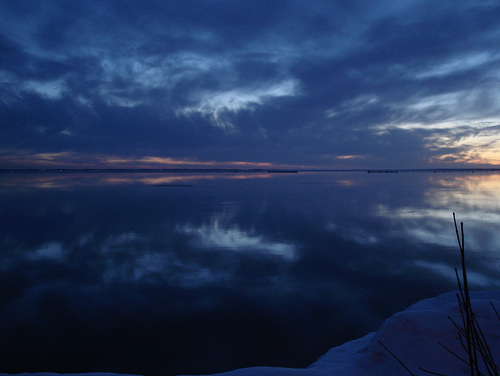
(430, 152), (500, 166)
(426, 130), (500, 167)
(0, 151), (303, 170)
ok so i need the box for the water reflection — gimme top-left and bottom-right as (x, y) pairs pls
(1, 171), (500, 375)
(426, 175), (500, 219)
(0, 171), (271, 189)
(178, 211), (297, 261)
(377, 174), (500, 270)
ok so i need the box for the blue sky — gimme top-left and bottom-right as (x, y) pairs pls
(1, 0), (500, 169)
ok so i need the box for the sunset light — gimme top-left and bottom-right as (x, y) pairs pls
(1, 1), (499, 169)
(2, 2), (500, 376)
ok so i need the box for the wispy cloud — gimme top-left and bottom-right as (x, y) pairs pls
(177, 79), (299, 129)
(414, 52), (500, 79)
(335, 155), (366, 160)
(1, 1), (500, 167)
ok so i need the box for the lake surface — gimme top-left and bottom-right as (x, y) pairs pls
(1, 170), (500, 376)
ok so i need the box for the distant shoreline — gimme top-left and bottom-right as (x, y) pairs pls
(0, 168), (298, 174)
(1, 168), (500, 174)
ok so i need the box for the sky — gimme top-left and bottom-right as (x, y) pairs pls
(1, 0), (500, 169)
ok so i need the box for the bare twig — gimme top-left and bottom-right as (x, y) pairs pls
(378, 340), (417, 376)
(419, 366), (448, 376)
(452, 213), (499, 376)
(437, 340), (469, 366)
(490, 302), (500, 323)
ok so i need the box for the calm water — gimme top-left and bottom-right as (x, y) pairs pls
(1, 171), (500, 375)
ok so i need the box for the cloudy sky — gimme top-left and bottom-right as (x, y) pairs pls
(1, 0), (500, 169)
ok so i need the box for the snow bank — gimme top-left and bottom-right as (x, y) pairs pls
(180, 290), (500, 376)
(2, 290), (500, 376)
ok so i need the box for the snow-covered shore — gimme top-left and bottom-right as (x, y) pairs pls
(177, 290), (500, 376)
(2, 290), (500, 376)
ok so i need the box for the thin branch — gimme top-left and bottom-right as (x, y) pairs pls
(378, 340), (417, 376)
(419, 366), (448, 376)
(490, 301), (500, 323)
(453, 213), (478, 376)
(437, 340), (469, 366)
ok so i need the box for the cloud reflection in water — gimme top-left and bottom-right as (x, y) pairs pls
(178, 219), (297, 261)
(1, 171), (500, 376)
(376, 174), (500, 253)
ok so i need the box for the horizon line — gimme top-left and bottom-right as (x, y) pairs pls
(2, 167), (500, 174)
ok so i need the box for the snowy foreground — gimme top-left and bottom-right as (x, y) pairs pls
(2, 290), (500, 376)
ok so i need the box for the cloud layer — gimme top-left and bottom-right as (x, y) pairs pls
(1, 0), (500, 168)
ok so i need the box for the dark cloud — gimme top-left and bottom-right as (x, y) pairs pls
(1, 0), (500, 168)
